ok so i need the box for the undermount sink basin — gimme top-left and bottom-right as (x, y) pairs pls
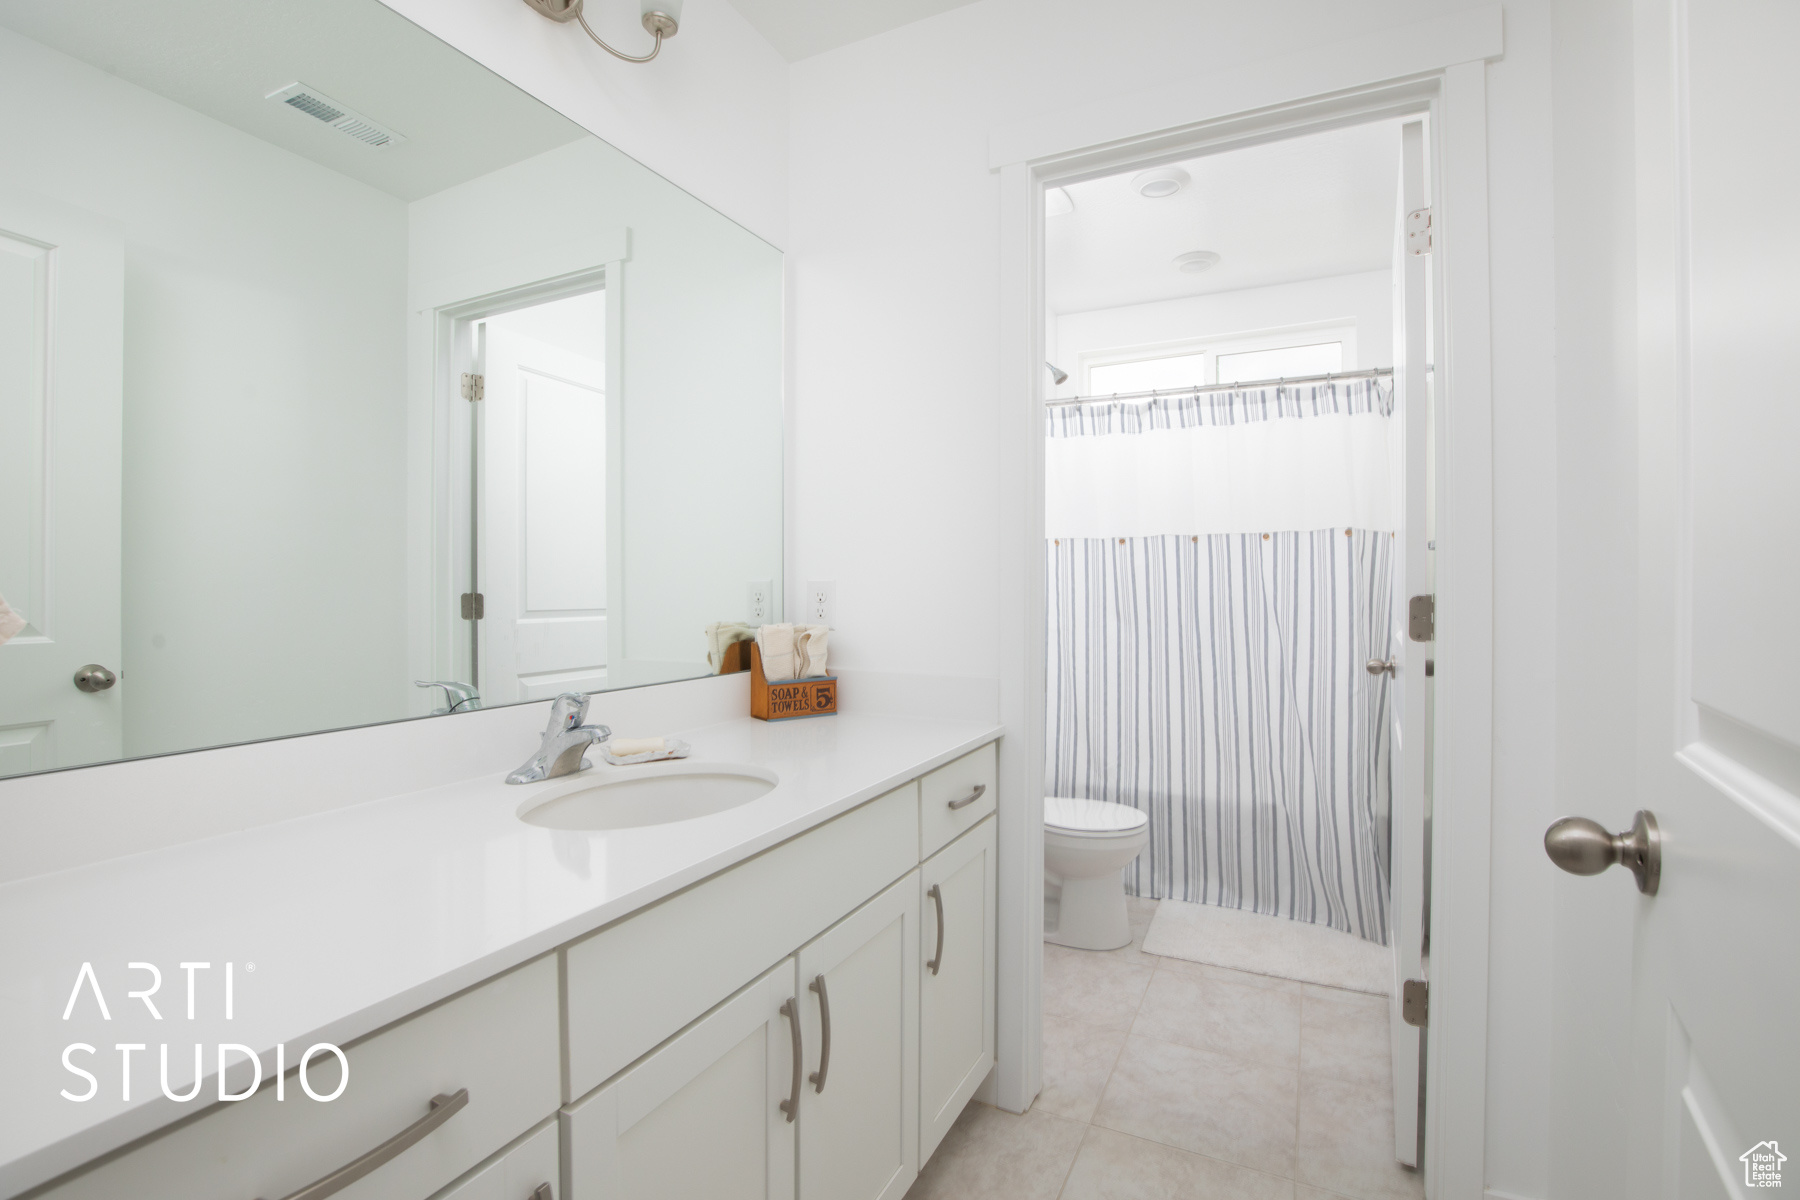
(517, 761), (779, 831)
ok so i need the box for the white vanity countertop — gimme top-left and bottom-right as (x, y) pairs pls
(0, 712), (1003, 1196)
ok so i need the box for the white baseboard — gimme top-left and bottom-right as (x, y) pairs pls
(1485, 1189), (1541, 1200)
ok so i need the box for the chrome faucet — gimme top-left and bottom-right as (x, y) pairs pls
(416, 680), (482, 715)
(507, 693), (611, 784)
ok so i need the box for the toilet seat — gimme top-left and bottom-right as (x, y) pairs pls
(1044, 797), (1148, 838)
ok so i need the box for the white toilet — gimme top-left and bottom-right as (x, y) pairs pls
(1043, 797), (1151, 950)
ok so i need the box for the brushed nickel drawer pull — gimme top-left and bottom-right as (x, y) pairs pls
(808, 974), (832, 1093)
(948, 783), (986, 811)
(926, 884), (946, 975)
(267, 1088), (468, 1200)
(780, 997), (801, 1121)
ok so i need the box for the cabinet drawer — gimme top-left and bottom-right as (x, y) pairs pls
(565, 783), (919, 1101)
(434, 1121), (558, 1200)
(918, 743), (996, 860)
(42, 957), (560, 1200)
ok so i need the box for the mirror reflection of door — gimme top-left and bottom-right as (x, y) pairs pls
(0, 197), (123, 776)
(470, 289), (608, 705)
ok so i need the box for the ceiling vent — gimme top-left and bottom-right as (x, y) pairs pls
(265, 82), (407, 148)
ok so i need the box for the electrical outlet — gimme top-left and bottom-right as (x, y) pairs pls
(747, 580), (772, 624)
(806, 580), (835, 627)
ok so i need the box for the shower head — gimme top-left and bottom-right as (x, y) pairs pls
(1046, 362), (1069, 386)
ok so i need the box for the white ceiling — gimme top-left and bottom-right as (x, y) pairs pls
(726, 0), (981, 61)
(0, 0), (586, 201)
(1046, 120), (1404, 316)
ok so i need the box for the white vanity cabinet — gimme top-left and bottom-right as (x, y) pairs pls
(562, 961), (798, 1200)
(28, 739), (1000, 1200)
(918, 815), (997, 1164)
(796, 872), (920, 1200)
(562, 783), (920, 1101)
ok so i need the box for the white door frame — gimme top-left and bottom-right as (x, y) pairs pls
(991, 12), (1501, 1197)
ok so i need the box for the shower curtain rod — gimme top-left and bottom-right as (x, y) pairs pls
(1044, 366), (1395, 408)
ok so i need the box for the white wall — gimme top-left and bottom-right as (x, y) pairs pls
(0, 27), (412, 758)
(785, 2), (1557, 1196)
(1049, 269), (1395, 394)
(375, 0), (790, 249)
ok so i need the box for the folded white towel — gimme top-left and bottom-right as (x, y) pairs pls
(608, 736), (666, 757)
(757, 623), (796, 680)
(705, 621), (756, 673)
(0, 592), (23, 647)
(794, 624), (829, 677)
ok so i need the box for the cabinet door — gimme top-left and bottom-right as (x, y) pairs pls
(797, 872), (920, 1200)
(434, 1121), (558, 1200)
(918, 816), (996, 1164)
(562, 960), (797, 1200)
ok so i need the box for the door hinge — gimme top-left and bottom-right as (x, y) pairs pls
(1406, 207), (1433, 255)
(460, 592), (485, 620)
(461, 372), (485, 401)
(1402, 979), (1428, 1027)
(1408, 594), (1435, 642)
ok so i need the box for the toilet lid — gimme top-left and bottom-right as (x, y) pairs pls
(1045, 796), (1149, 834)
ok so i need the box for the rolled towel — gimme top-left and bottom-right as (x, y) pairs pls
(794, 624), (829, 677)
(757, 622), (796, 680)
(705, 621), (756, 673)
(608, 736), (666, 757)
(0, 592), (23, 647)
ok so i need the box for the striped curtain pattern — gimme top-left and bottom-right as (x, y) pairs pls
(1045, 379), (1396, 944)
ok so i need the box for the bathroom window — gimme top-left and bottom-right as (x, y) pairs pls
(1215, 340), (1343, 383)
(1076, 324), (1355, 394)
(1087, 352), (1210, 395)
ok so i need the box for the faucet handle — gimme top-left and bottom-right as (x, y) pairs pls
(416, 680), (481, 714)
(546, 692), (590, 732)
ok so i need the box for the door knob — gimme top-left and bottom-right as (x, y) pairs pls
(1366, 658), (1397, 676)
(73, 664), (116, 693)
(1544, 810), (1660, 895)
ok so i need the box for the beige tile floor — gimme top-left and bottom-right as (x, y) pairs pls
(905, 899), (1424, 1200)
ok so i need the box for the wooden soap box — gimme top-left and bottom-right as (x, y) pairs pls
(728, 639), (838, 721)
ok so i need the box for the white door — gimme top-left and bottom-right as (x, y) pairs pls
(1384, 117), (1431, 1167)
(479, 323), (608, 704)
(0, 193), (122, 776)
(797, 871), (920, 1200)
(918, 816), (996, 1165)
(1614, 1), (1800, 1194)
(562, 959), (798, 1200)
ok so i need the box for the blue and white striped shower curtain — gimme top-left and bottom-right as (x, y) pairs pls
(1046, 381), (1395, 944)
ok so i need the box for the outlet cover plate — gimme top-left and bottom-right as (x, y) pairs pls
(747, 580), (772, 624)
(805, 580), (834, 627)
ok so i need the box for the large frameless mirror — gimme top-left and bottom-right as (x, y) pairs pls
(0, 0), (783, 778)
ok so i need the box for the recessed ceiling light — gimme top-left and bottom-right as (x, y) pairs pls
(1132, 167), (1190, 198)
(1174, 250), (1222, 273)
(1045, 187), (1075, 217)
